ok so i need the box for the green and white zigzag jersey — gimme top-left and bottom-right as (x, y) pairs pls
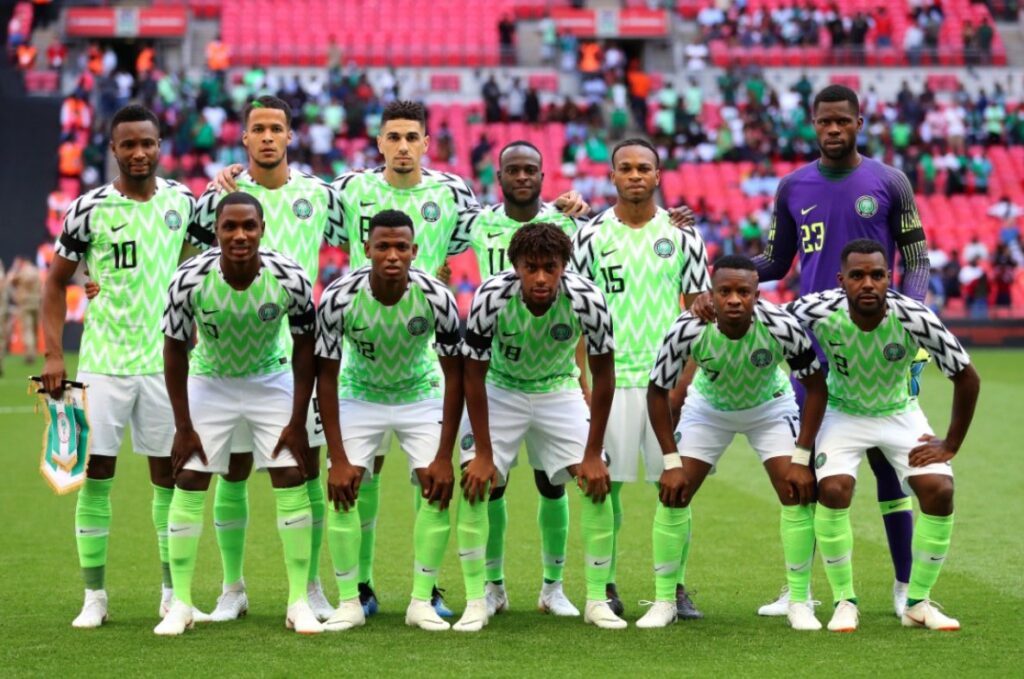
(316, 266), (461, 404)
(571, 207), (710, 387)
(191, 170), (344, 278)
(55, 178), (196, 375)
(464, 270), (614, 393)
(650, 300), (820, 411)
(162, 248), (315, 377)
(470, 202), (578, 277)
(331, 167), (481, 274)
(787, 289), (971, 416)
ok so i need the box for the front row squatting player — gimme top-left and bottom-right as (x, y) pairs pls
(315, 209), (464, 632)
(455, 222), (622, 631)
(157, 192), (323, 636)
(692, 84), (933, 617)
(642, 255), (827, 630)
(41, 104), (206, 628)
(571, 138), (711, 618)
(787, 239), (980, 633)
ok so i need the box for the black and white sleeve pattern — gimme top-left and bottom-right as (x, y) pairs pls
(315, 267), (368, 361)
(263, 249), (316, 335)
(162, 249), (218, 342)
(439, 170), (483, 257)
(187, 187), (219, 249)
(563, 271), (614, 355)
(756, 300), (820, 379)
(888, 291), (971, 377)
(55, 185), (109, 261)
(410, 267), (463, 356)
(462, 272), (518, 361)
(785, 288), (847, 332)
(569, 214), (602, 280)
(318, 175), (347, 247)
(648, 312), (705, 390)
(165, 178), (198, 230)
(679, 225), (712, 294)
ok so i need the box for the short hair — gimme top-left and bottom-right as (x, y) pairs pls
(368, 209), (415, 237)
(840, 238), (887, 264)
(381, 100), (427, 129)
(712, 254), (757, 274)
(611, 138), (660, 169)
(242, 95), (292, 129)
(215, 192), (264, 221)
(813, 85), (860, 116)
(499, 140), (542, 165)
(507, 222), (572, 267)
(110, 104), (160, 136)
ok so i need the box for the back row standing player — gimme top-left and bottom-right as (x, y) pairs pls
(693, 85), (933, 617)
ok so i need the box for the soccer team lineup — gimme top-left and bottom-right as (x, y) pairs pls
(37, 87), (982, 639)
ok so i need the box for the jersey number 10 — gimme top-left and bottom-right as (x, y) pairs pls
(113, 241), (137, 269)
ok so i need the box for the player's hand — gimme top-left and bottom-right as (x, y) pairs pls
(784, 461), (816, 505)
(554, 190), (590, 218)
(436, 262), (452, 285)
(171, 427), (205, 477)
(659, 467), (688, 507)
(575, 454), (610, 503)
(273, 423), (311, 478)
(327, 459), (364, 512)
(422, 457), (455, 510)
(40, 355), (67, 397)
(84, 280), (100, 300)
(460, 456), (496, 505)
(668, 205), (696, 228)
(690, 291), (715, 322)
(908, 434), (957, 467)
(211, 163), (244, 192)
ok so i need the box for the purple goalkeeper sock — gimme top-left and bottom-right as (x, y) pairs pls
(867, 448), (914, 583)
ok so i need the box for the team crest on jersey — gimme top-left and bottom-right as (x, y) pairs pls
(165, 210), (183, 231)
(293, 198), (313, 219)
(854, 195), (878, 218)
(421, 201), (441, 222)
(550, 323), (573, 341)
(461, 433), (475, 451)
(407, 316), (429, 336)
(258, 303), (281, 322)
(750, 348), (773, 368)
(815, 452), (827, 469)
(883, 343), (907, 362)
(653, 238), (675, 258)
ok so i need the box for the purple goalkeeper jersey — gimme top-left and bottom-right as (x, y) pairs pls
(753, 157), (930, 301)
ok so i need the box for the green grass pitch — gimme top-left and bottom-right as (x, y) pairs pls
(2, 350), (1022, 677)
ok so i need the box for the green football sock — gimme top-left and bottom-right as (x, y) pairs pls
(327, 504), (361, 601)
(538, 494), (568, 583)
(357, 473), (381, 586)
(608, 481), (624, 585)
(815, 505), (856, 603)
(76, 477), (113, 590)
(485, 495), (507, 583)
(213, 477), (248, 587)
(167, 488), (206, 608)
(677, 504), (692, 587)
(412, 497), (450, 600)
(579, 487), (614, 602)
(152, 484), (173, 587)
(652, 504), (690, 601)
(781, 503), (816, 603)
(275, 486), (313, 606)
(458, 490), (489, 601)
(306, 477), (326, 584)
(907, 512), (954, 603)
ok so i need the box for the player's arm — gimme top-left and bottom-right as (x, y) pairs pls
(553, 190), (590, 218)
(574, 338), (591, 406)
(669, 358), (697, 423)
(679, 225), (712, 311)
(212, 163), (245, 192)
(445, 173), (483, 258)
(40, 255), (78, 396)
(163, 335), (205, 475)
(885, 167), (930, 302)
(908, 363), (980, 466)
(461, 355), (492, 503)
(276, 332), (314, 478)
(577, 350), (613, 503)
(751, 176), (798, 283)
(790, 367), (826, 504)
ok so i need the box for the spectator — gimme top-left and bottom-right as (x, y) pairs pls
(507, 77), (526, 121)
(968, 151), (992, 195)
(15, 43), (37, 71)
(470, 134), (493, 176)
(964, 235), (990, 263)
(7, 256), (41, 364)
(498, 14), (516, 65)
(46, 38), (65, 71)
(578, 41), (602, 77)
(874, 8), (893, 47)
(976, 18), (994, 65)
(959, 257), (989, 318)
(903, 21), (924, 66)
(992, 243), (1017, 308)
(538, 12), (558, 65)
(206, 35), (230, 72)
(482, 75), (502, 123)
(626, 63), (651, 133)
(433, 121), (455, 164)
(524, 86), (540, 124)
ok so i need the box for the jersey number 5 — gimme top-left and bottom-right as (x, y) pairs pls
(801, 222), (824, 253)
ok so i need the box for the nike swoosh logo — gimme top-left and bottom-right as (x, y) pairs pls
(929, 556), (944, 561)
(360, 201), (375, 207)
(593, 558), (611, 567)
(825, 557), (846, 565)
(486, 232), (503, 239)
(169, 527), (188, 533)
(789, 566), (804, 571)
(350, 324), (368, 332)
(500, 331), (519, 337)
(600, 248), (618, 257)
(458, 551), (476, 558)
(284, 518), (307, 526)
(112, 222), (128, 232)
(417, 567), (437, 575)
(76, 528), (105, 535)
(200, 308), (217, 315)
(800, 205), (817, 216)
(827, 341), (843, 348)
(553, 558), (565, 565)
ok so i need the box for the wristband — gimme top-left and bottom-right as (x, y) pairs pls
(662, 453), (682, 470)
(791, 445), (812, 466)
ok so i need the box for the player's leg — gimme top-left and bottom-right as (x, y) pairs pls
(602, 387), (644, 615)
(867, 448), (913, 615)
(355, 439), (388, 616)
(304, 395), (333, 620)
(534, 470), (578, 616)
(210, 450), (252, 621)
(484, 480), (510, 614)
(70, 373), (133, 629)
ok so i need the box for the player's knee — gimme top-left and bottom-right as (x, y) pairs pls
(914, 476), (955, 516)
(817, 477), (853, 509)
(489, 482), (508, 501)
(175, 469), (211, 492)
(373, 456), (386, 474)
(305, 446), (321, 480)
(86, 455), (116, 480)
(224, 452), (253, 482)
(268, 465), (305, 489)
(533, 469), (564, 499)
